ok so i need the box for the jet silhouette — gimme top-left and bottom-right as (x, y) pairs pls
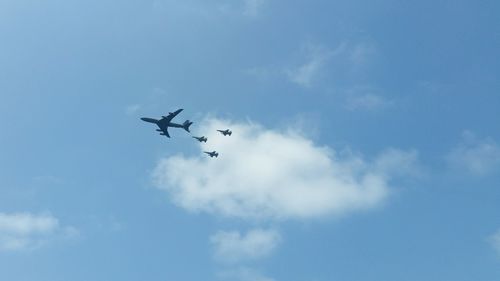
(193, 136), (208, 143)
(217, 129), (232, 136)
(204, 151), (219, 158)
(141, 109), (192, 138)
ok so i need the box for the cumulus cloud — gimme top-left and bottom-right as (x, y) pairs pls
(0, 212), (76, 251)
(447, 131), (500, 176)
(152, 117), (419, 220)
(211, 228), (281, 262)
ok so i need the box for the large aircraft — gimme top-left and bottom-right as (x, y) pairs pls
(192, 136), (208, 143)
(141, 109), (193, 138)
(204, 151), (219, 158)
(217, 129), (232, 136)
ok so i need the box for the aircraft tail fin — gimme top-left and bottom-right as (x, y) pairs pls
(183, 120), (193, 132)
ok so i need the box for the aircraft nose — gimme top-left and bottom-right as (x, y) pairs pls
(140, 117), (158, 123)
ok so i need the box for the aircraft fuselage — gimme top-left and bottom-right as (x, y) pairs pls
(140, 118), (184, 128)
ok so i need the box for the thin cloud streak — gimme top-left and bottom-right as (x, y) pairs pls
(285, 43), (345, 87)
(345, 93), (394, 111)
(447, 131), (500, 176)
(243, 0), (267, 17)
(490, 228), (500, 257)
(211, 228), (281, 262)
(218, 267), (277, 281)
(0, 212), (76, 251)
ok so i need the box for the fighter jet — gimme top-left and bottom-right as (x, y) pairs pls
(192, 136), (208, 143)
(204, 151), (219, 158)
(141, 109), (193, 138)
(217, 129), (232, 136)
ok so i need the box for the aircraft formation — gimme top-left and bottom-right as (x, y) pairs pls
(141, 109), (231, 158)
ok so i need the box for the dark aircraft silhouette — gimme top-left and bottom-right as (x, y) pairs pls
(204, 151), (219, 158)
(141, 109), (193, 138)
(217, 129), (232, 136)
(193, 136), (208, 143)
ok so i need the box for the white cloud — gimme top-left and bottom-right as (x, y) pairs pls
(218, 267), (276, 281)
(285, 43), (343, 87)
(152, 117), (419, 220)
(0, 212), (76, 251)
(211, 228), (281, 262)
(490, 228), (500, 256)
(447, 131), (500, 176)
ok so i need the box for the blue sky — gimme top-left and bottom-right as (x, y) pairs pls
(1, 1), (499, 280)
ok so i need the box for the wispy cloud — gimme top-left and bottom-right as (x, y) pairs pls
(151, 0), (269, 19)
(125, 104), (142, 115)
(246, 40), (377, 90)
(285, 43), (344, 88)
(217, 0), (268, 18)
(447, 131), (500, 176)
(0, 212), (77, 251)
(33, 175), (65, 185)
(349, 42), (377, 69)
(344, 93), (393, 111)
(153, 117), (419, 220)
(218, 267), (277, 281)
(281, 40), (377, 89)
(490, 228), (500, 257)
(211, 228), (281, 263)
(244, 66), (275, 80)
(125, 87), (170, 116)
(243, 0), (267, 17)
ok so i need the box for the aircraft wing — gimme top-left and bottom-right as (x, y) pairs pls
(163, 108), (183, 123)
